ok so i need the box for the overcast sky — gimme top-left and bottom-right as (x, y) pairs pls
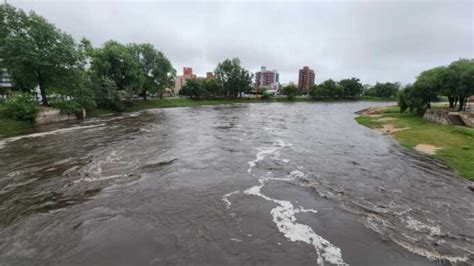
(9, 0), (474, 85)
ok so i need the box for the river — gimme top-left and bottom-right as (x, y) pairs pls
(0, 102), (473, 265)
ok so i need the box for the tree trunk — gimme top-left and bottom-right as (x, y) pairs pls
(142, 89), (147, 101)
(39, 82), (48, 106)
(448, 96), (454, 108)
(458, 96), (466, 111)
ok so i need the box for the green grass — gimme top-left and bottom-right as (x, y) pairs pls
(0, 116), (34, 137)
(356, 107), (474, 180)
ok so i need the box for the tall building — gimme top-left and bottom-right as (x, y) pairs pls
(298, 66), (315, 92)
(174, 67), (196, 95)
(255, 66), (279, 91)
(174, 67), (214, 95)
(206, 72), (214, 80)
(183, 67), (193, 76)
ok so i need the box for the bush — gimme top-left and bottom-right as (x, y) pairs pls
(52, 100), (82, 117)
(261, 90), (272, 100)
(281, 84), (298, 100)
(1, 94), (38, 121)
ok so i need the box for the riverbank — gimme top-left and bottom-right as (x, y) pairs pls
(0, 117), (34, 138)
(356, 107), (474, 180)
(2, 97), (395, 138)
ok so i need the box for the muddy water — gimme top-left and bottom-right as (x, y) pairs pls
(0, 102), (472, 265)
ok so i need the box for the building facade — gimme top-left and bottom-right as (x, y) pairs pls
(255, 66), (279, 91)
(206, 72), (214, 80)
(298, 66), (315, 92)
(173, 67), (214, 95)
(0, 68), (13, 98)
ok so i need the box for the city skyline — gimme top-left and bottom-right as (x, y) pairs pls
(8, 0), (473, 86)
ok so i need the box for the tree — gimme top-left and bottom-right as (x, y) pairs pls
(436, 66), (458, 108)
(319, 79), (338, 98)
(129, 43), (175, 100)
(214, 58), (252, 98)
(180, 79), (204, 99)
(2, 5), (81, 106)
(90, 41), (142, 109)
(308, 85), (322, 100)
(202, 78), (223, 98)
(398, 85), (425, 115)
(365, 82), (400, 98)
(413, 68), (442, 109)
(281, 84), (298, 100)
(339, 78), (363, 98)
(449, 59), (474, 111)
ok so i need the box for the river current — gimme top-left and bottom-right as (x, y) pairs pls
(0, 102), (472, 265)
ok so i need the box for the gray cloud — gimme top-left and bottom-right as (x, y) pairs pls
(9, 0), (473, 85)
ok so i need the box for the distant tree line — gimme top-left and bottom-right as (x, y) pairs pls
(398, 59), (474, 114)
(278, 78), (399, 101)
(0, 4), (175, 113)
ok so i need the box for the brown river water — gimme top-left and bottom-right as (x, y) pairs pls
(0, 102), (473, 265)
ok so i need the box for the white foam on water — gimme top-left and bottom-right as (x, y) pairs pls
(0, 124), (105, 149)
(289, 170), (305, 179)
(392, 238), (468, 264)
(405, 216), (441, 236)
(222, 190), (240, 209)
(74, 174), (126, 183)
(239, 140), (347, 265)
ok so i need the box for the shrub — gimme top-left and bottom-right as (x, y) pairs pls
(261, 90), (272, 100)
(52, 100), (82, 117)
(281, 84), (298, 100)
(1, 94), (38, 121)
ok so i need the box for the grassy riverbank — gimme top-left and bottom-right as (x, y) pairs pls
(0, 116), (34, 138)
(356, 107), (474, 180)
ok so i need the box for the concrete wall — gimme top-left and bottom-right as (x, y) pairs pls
(36, 107), (84, 125)
(423, 109), (450, 125)
(460, 112), (474, 128)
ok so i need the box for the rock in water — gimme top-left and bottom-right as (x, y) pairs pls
(468, 184), (474, 192)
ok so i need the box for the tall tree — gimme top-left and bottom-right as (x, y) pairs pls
(90, 41), (142, 109)
(214, 58), (252, 98)
(129, 43), (175, 100)
(1, 4), (80, 105)
(449, 59), (474, 111)
(281, 84), (298, 100)
(339, 78), (363, 98)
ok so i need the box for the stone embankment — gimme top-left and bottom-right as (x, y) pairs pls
(459, 112), (474, 128)
(36, 107), (85, 125)
(423, 109), (474, 128)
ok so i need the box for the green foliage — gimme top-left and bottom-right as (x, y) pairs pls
(1, 94), (38, 121)
(365, 82), (400, 98)
(90, 41), (143, 109)
(214, 58), (252, 98)
(180, 79), (204, 99)
(1, 4), (82, 105)
(202, 79), (224, 97)
(339, 78), (363, 98)
(281, 84), (298, 100)
(399, 59), (474, 113)
(398, 85), (426, 115)
(128, 43), (176, 100)
(52, 100), (82, 117)
(261, 89), (272, 100)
